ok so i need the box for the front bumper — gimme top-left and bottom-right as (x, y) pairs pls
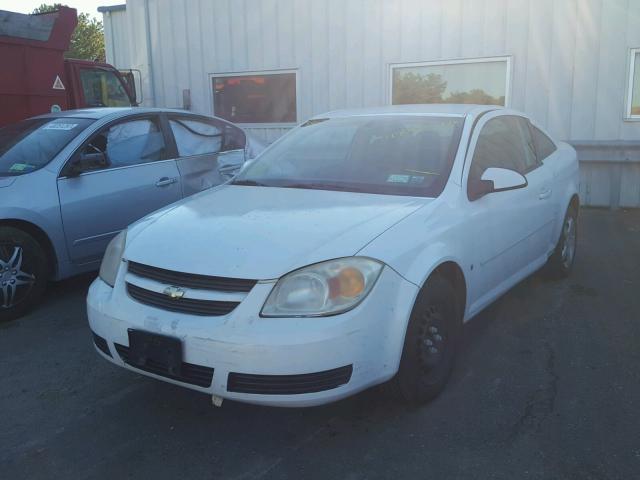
(87, 265), (418, 407)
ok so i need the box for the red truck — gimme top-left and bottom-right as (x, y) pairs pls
(0, 6), (136, 127)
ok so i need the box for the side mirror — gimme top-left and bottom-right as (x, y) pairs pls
(66, 147), (109, 177)
(468, 167), (527, 201)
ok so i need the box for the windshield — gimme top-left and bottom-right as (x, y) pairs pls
(0, 118), (94, 176)
(233, 115), (464, 197)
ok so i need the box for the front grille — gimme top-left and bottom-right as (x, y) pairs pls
(128, 261), (257, 293)
(227, 365), (353, 395)
(126, 283), (239, 316)
(92, 331), (111, 357)
(114, 343), (214, 388)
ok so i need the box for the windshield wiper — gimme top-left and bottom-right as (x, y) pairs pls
(278, 182), (369, 193)
(232, 179), (270, 187)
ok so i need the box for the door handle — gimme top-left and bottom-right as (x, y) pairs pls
(155, 177), (177, 187)
(538, 188), (552, 200)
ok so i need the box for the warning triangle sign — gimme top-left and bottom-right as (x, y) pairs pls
(52, 75), (65, 90)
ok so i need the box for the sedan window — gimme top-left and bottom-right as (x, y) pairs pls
(531, 126), (557, 161)
(234, 115), (464, 197)
(170, 119), (222, 157)
(469, 115), (537, 181)
(0, 118), (94, 176)
(80, 118), (167, 171)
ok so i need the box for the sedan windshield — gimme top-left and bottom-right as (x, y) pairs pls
(234, 115), (464, 197)
(0, 118), (94, 176)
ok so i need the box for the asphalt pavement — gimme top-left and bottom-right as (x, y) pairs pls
(1, 208), (639, 479)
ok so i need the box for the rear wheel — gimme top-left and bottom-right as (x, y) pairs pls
(0, 227), (48, 322)
(389, 275), (462, 404)
(545, 204), (578, 278)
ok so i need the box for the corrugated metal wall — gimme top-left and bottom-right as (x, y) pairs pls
(102, 0), (640, 206)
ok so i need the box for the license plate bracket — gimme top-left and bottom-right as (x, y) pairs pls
(127, 329), (182, 377)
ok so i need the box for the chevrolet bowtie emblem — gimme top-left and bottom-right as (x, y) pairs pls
(163, 286), (185, 299)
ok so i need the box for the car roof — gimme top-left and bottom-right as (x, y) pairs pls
(32, 107), (205, 121)
(317, 104), (503, 119)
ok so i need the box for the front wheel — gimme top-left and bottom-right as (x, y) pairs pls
(0, 227), (48, 322)
(388, 275), (462, 404)
(545, 205), (578, 278)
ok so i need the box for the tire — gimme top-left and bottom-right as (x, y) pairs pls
(387, 275), (462, 404)
(0, 227), (48, 322)
(545, 204), (578, 279)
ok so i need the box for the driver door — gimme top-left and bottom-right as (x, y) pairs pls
(57, 115), (182, 265)
(463, 113), (554, 315)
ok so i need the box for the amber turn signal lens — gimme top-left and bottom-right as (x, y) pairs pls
(328, 267), (365, 298)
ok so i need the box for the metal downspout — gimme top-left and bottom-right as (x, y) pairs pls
(144, 0), (156, 106)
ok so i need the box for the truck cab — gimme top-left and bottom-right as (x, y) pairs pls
(0, 7), (136, 128)
(64, 59), (134, 109)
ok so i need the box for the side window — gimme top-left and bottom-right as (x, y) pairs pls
(221, 123), (246, 152)
(79, 68), (131, 107)
(81, 118), (167, 170)
(531, 126), (557, 161)
(169, 118), (222, 157)
(516, 118), (538, 172)
(169, 118), (246, 157)
(469, 116), (537, 181)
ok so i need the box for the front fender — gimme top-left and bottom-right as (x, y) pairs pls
(0, 206), (68, 279)
(358, 201), (470, 318)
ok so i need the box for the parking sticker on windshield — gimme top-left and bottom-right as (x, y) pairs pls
(43, 123), (78, 131)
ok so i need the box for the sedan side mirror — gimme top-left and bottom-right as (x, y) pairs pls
(66, 147), (110, 177)
(468, 167), (528, 201)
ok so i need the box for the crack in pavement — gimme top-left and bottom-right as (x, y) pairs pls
(508, 341), (559, 441)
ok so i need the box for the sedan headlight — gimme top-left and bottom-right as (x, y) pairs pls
(261, 257), (383, 317)
(99, 230), (127, 287)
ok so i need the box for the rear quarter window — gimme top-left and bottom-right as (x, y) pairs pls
(532, 126), (557, 161)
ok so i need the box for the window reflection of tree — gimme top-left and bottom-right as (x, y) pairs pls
(393, 72), (505, 106)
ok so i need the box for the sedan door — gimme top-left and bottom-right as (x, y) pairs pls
(57, 115), (182, 265)
(167, 115), (246, 196)
(462, 113), (555, 314)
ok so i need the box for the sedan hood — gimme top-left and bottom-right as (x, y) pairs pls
(125, 185), (429, 279)
(0, 176), (16, 188)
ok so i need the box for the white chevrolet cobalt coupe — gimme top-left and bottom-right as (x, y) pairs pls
(88, 105), (579, 407)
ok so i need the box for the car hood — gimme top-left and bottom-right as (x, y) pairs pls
(125, 185), (429, 280)
(0, 176), (17, 188)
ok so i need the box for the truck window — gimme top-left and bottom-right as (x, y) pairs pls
(79, 68), (131, 108)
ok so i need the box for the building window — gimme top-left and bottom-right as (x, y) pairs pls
(626, 48), (640, 119)
(211, 71), (297, 124)
(391, 57), (511, 107)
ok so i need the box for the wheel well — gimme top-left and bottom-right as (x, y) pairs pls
(569, 194), (580, 212)
(0, 220), (57, 279)
(430, 261), (467, 319)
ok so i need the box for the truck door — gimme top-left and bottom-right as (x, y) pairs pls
(57, 115), (181, 265)
(74, 65), (133, 108)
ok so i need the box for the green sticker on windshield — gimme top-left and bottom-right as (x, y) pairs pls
(8, 163), (31, 172)
(387, 174), (410, 183)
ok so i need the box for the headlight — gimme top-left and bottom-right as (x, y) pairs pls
(261, 257), (383, 317)
(99, 230), (126, 287)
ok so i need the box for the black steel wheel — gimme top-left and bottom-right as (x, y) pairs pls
(0, 227), (48, 322)
(389, 274), (462, 404)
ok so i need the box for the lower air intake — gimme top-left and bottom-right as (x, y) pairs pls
(227, 365), (353, 395)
